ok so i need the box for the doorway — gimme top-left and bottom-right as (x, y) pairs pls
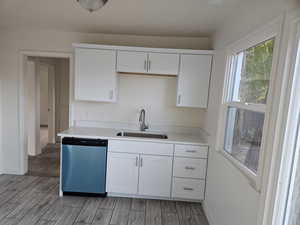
(21, 54), (71, 177)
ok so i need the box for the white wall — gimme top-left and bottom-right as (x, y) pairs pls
(0, 29), (211, 174)
(203, 1), (299, 225)
(39, 65), (49, 126)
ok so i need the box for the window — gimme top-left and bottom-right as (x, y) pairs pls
(221, 39), (275, 176)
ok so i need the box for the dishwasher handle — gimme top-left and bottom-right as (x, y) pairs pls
(62, 137), (108, 147)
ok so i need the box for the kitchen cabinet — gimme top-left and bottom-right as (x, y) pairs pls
(117, 51), (179, 75)
(173, 158), (207, 179)
(177, 54), (212, 108)
(74, 44), (213, 107)
(172, 178), (205, 200)
(75, 48), (117, 102)
(147, 53), (179, 75)
(106, 152), (139, 195)
(172, 144), (208, 200)
(138, 155), (172, 197)
(116, 51), (148, 74)
(107, 140), (173, 198)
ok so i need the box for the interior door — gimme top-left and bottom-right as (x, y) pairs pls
(138, 155), (173, 197)
(148, 53), (179, 75)
(106, 152), (139, 195)
(117, 51), (148, 73)
(47, 64), (56, 144)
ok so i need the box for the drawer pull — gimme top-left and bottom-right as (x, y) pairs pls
(183, 187), (194, 191)
(185, 166), (195, 170)
(186, 150), (197, 153)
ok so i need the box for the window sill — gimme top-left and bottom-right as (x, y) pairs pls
(218, 149), (261, 193)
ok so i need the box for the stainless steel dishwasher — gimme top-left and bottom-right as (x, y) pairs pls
(61, 137), (108, 196)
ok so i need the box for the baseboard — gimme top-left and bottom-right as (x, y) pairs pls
(2, 169), (25, 176)
(202, 201), (215, 225)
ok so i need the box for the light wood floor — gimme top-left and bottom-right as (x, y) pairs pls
(0, 175), (209, 225)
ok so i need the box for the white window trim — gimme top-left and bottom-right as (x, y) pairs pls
(268, 12), (300, 225)
(216, 17), (283, 191)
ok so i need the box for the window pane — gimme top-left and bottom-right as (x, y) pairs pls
(224, 107), (265, 173)
(230, 39), (275, 104)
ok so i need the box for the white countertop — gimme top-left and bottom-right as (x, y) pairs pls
(58, 127), (208, 145)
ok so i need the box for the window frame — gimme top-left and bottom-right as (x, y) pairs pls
(216, 20), (282, 190)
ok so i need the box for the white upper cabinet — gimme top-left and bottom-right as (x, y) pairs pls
(177, 54), (212, 108)
(75, 48), (117, 102)
(117, 51), (148, 74)
(73, 44), (213, 106)
(117, 51), (180, 75)
(147, 53), (179, 75)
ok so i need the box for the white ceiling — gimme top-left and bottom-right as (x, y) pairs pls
(0, 0), (246, 37)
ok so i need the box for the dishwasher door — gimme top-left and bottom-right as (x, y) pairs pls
(62, 138), (108, 195)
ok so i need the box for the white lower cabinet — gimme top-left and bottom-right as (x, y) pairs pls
(106, 152), (139, 195)
(172, 144), (208, 201)
(106, 140), (208, 202)
(172, 178), (205, 200)
(138, 155), (172, 197)
(106, 152), (172, 198)
(173, 157), (207, 179)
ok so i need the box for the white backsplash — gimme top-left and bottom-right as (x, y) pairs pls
(72, 74), (207, 136)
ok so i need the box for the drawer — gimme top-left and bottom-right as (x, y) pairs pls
(173, 158), (207, 179)
(172, 178), (205, 200)
(108, 140), (174, 156)
(175, 144), (208, 158)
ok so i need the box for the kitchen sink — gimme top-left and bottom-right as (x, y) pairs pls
(117, 131), (168, 139)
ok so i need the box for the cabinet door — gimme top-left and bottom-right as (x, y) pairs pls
(117, 51), (148, 73)
(177, 54), (212, 108)
(148, 53), (179, 75)
(138, 155), (172, 197)
(106, 152), (139, 195)
(75, 48), (117, 102)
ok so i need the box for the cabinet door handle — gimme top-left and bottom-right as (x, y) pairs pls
(183, 187), (194, 191)
(148, 60), (151, 71)
(186, 150), (196, 153)
(144, 60), (147, 71)
(140, 157), (143, 167)
(109, 90), (114, 100)
(177, 95), (181, 104)
(185, 166), (195, 170)
(135, 157), (139, 167)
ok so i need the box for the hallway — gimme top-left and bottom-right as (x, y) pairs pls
(27, 144), (60, 177)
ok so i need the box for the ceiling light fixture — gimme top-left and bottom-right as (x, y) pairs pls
(77, 0), (108, 12)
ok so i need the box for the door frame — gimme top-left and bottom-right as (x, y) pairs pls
(19, 50), (74, 175)
(46, 63), (56, 144)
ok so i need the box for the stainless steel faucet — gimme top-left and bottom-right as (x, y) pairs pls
(139, 109), (149, 131)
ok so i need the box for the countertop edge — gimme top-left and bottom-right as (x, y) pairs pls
(57, 133), (208, 146)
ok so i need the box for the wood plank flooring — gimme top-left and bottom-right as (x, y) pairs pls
(0, 175), (209, 225)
